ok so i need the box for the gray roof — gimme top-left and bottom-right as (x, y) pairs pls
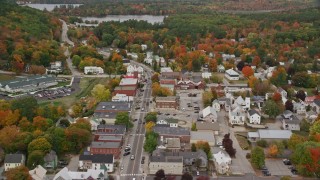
(196, 122), (220, 131)
(150, 155), (183, 163)
(4, 154), (24, 163)
(283, 110), (293, 116)
(156, 96), (179, 102)
(191, 131), (215, 142)
(153, 126), (190, 136)
(98, 136), (122, 141)
(94, 112), (117, 119)
(96, 124), (126, 134)
(314, 99), (320, 106)
(258, 130), (292, 139)
(164, 149), (207, 159)
(283, 119), (300, 124)
(79, 154), (113, 164)
(248, 109), (260, 116)
(95, 101), (132, 112)
(114, 86), (136, 91)
(91, 141), (121, 149)
(0, 75), (56, 89)
(44, 150), (57, 162)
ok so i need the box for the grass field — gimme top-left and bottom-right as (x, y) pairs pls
(0, 74), (15, 81)
(40, 77), (109, 107)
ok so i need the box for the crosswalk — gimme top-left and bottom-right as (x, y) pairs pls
(120, 174), (143, 176)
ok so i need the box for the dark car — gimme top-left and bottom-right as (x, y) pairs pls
(133, 119), (138, 122)
(59, 160), (68, 165)
(291, 168), (298, 174)
(165, 113), (170, 116)
(124, 147), (131, 152)
(141, 159), (144, 164)
(123, 151), (131, 156)
(283, 159), (292, 165)
(194, 111), (199, 113)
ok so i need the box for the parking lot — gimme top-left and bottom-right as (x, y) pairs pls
(265, 159), (295, 176)
(34, 86), (73, 100)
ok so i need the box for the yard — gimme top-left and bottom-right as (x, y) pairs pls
(235, 134), (250, 150)
(0, 74), (15, 81)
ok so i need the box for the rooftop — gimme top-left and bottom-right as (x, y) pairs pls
(95, 101), (132, 112)
(119, 78), (138, 86)
(150, 155), (183, 163)
(79, 154), (114, 164)
(153, 126), (190, 136)
(4, 154), (24, 163)
(248, 109), (260, 116)
(191, 131), (215, 142)
(114, 86), (137, 91)
(156, 96), (179, 102)
(0, 75), (56, 89)
(96, 125), (126, 134)
(91, 141), (121, 149)
(196, 122), (220, 131)
(225, 69), (239, 76)
(258, 130), (292, 139)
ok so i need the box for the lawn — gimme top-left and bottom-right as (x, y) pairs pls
(40, 77), (109, 107)
(0, 74), (15, 81)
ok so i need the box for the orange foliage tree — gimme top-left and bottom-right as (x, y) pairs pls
(272, 92), (282, 102)
(242, 66), (254, 78)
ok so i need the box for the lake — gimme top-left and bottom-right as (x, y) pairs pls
(81, 15), (166, 24)
(23, 3), (83, 11)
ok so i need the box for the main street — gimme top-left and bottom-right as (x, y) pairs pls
(119, 62), (154, 180)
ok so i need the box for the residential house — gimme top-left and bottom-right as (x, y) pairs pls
(196, 122), (220, 135)
(122, 58), (131, 67)
(311, 99), (320, 114)
(212, 99), (221, 112)
(218, 97), (232, 111)
(126, 65), (144, 77)
(293, 100), (306, 114)
(149, 155), (183, 175)
(141, 44), (147, 51)
(159, 150), (208, 169)
(0, 75), (57, 93)
(156, 118), (179, 127)
(200, 106), (218, 122)
(160, 72), (181, 80)
(160, 67), (173, 73)
(112, 94), (134, 102)
(79, 154), (114, 172)
(44, 150), (58, 169)
(93, 101), (132, 124)
(225, 69), (239, 81)
(113, 86), (137, 96)
(247, 130), (292, 142)
(153, 126), (190, 143)
(279, 110), (300, 131)
(155, 96), (179, 109)
(217, 65), (225, 73)
(144, 52), (154, 64)
(222, 54), (235, 61)
(46, 61), (63, 74)
(29, 165), (47, 180)
(157, 138), (181, 152)
(160, 79), (176, 91)
(278, 87), (287, 99)
(4, 154), (25, 171)
(213, 151), (232, 174)
(53, 167), (105, 180)
(202, 72), (212, 79)
(176, 72), (205, 90)
(229, 106), (245, 125)
(247, 109), (261, 124)
(266, 66), (276, 78)
(191, 131), (215, 146)
(84, 66), (104, 74)
(89, 142), (121, 159)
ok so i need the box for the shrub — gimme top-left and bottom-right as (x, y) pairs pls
(257, 140), (268, 148)
(246, 153), (251, 159)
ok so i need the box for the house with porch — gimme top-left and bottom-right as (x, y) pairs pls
(200, 106), (218, 122)
(247, 109), (261, 124)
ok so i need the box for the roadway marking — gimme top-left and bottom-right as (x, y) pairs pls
(120, 174), (143, 176)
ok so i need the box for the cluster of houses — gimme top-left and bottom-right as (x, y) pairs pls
(159, 71), (206, 91)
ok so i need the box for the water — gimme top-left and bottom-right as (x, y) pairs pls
(81, 15), (166, 24)
(23, 4), (83, 11)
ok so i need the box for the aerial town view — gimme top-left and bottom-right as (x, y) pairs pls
(0, 0), (320, 179)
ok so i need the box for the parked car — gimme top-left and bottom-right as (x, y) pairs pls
(130, 155), (135, 160)
(123, 151), (130, 156)
(125, 147), (131, 152)
(283, 159), (292, 165)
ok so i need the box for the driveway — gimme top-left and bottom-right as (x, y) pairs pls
(217, 111), (255, 175)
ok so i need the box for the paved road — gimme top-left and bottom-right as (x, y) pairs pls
(60, 19), (74, 47)
(119, 62), (153, 180)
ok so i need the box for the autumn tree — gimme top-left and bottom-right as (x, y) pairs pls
(32, 116), (49, 131)
(196, 141), (212, 159)
(296, 90), (306, 101)
(267, 144), (279, 157)
(70, 118), (91, 132)
(285, 100), (294, 112)
(251, 147), (265, 169)
(288, 134), (306, 150)
(145, 121), (155, 133)
(145, 112), (157, 123)
(91, 84), (111, 102)
(5, 166), (31, 180)
(248, 76), (258, 89)
(222, 133), (236, 158)
(270, 67), (288, 86)
(202, 91), (213, 107)
(0, 126), (21, 153)
(27, 150), (45, 169)
(29, 65), (46, 75)
(151, 73), (160, 83)
(242, 66), (254, 78)
(65, 126), (91, 152)
(272, 92), (282, 102)
(28, 137), (52, 154)
(152, 82), (172, 97)
(252, 56), (261, 66)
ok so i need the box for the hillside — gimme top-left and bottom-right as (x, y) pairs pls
(0, 3), (65, 72)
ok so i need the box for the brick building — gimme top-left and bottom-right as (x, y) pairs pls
(155, 96), (179, 109)
(113, 86), (137, 96)
(89, 142), (121, 159)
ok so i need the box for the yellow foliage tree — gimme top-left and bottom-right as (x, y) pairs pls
(268, 144), (279, 157)
(145, 121), (155, 133)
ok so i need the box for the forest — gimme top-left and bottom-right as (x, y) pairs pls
(0, 3), (65, 72)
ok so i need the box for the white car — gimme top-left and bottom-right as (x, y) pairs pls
(141, 108), (145, 111)
(120, 165), (124, 170)
(196, 171), (199, 176)
(130, 155), (135, 160)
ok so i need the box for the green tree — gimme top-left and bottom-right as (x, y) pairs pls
(251, 147), (265, 169)
(102, 33), (114, 46)
(72, 55), (81, 67)
(191, 122), (197, 131)
(28, 137), (52, 154)
(257, 140), (268, 148)
(91, 84), (111, 102)
(65, 126), (90, 153)
(115, 112), (133, 128)
(49, 127), (69, 155)
(5, 166), (31, 180)
(191, 143), (197, 152)
(11, 96), (38, 120)
(288, 134), (305, 151)
(27, 150), (44, 169)
(202, 91), (213, 107)
(263, 100), (282, 118)
(70, 118), (91, 132)
(145, 112), (157, 123)
(144, 131), (158, 153)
